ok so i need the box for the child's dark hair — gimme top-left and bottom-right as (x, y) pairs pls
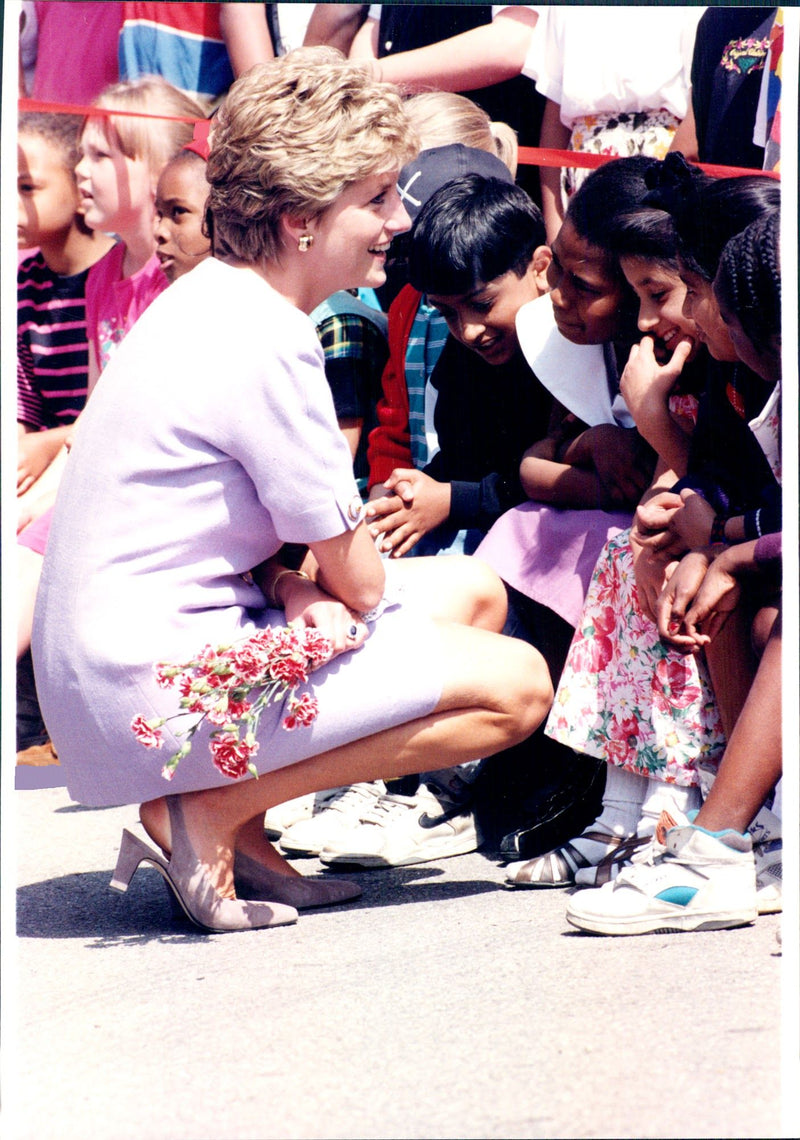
(566, 156), (662, 260)
(606, 206), (682, 269)
(18, 112), (83, 172)
(646, 155), (781, 281)
(408, 175), (545, 295)
(715, 209), (781, 359)
(606, 159), (710, 269)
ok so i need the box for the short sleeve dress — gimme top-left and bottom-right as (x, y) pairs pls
(32, 259), (444, 807)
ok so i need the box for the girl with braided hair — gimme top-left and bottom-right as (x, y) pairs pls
(715, 208), (782, 387)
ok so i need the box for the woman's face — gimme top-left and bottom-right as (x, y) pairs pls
(546, 218), (625, 345)
(75, 121), (154, 234)
(620, 256), (699, 363)
(154, 158), (212, 283)
(679, 264), (738, 362)
(308, 168), (411, 296)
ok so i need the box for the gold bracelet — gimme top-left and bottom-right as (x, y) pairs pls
(268, 568), (310, 609)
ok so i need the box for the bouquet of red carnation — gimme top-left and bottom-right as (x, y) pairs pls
(131, 625), (333, 781)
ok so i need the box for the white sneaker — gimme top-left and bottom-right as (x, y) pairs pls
(263, 793), (316, 840)
(754, 838), (782, 914)
(319, 781), (481, 868)
(565, 823), (757, 936)
(279, 782), (385, 856)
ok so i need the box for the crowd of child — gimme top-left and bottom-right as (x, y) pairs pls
(16, 6), (784, 940)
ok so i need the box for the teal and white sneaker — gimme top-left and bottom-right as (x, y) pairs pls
(565, 823), (757, 936)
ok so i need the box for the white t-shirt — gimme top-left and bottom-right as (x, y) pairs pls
(274, 3), (315, 54)
(523, 6), (702, 126)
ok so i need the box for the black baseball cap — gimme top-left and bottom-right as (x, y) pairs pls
(397, 143), (514, 222)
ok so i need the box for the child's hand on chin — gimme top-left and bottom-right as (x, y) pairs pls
(620, 335), (692, 417)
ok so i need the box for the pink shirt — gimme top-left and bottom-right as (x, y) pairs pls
(33, 2), (123, 104)
(85, 244), (168, 374)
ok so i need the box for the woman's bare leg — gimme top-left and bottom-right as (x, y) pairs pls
(388, 555), (508, 631)
(140, 623), (551, 897)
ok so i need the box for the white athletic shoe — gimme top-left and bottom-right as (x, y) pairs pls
(565, 823), (757, 936)
(754, 838), (782, 914)
(263, 793), (316, 840)
(320, 780), (481, 868)
(278, 782), (385, 856)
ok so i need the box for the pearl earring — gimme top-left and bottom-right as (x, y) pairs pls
(298, 234), (314, 253)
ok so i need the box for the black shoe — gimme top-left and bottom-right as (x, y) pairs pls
(499, 760), (606, 861)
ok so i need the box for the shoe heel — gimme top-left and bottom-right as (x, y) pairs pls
(109, 828), (162, 893)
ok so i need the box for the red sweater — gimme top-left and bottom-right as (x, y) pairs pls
(366, 284), (421, 488)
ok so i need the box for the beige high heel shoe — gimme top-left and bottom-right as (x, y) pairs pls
(234, 851), (362, 909)
(110, 795), (298, 932)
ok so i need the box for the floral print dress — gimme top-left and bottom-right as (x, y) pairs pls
(545, 392), (726, 788)
(545, 528), (726, 788)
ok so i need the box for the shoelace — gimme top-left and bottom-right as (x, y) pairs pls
(328, 783), (380, 816)
(358, 792), (416, 825)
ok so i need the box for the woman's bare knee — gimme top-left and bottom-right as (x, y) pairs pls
(390, 555), (507, 630)
(438, 624), (552, 745)
(501, 637), (553, 742)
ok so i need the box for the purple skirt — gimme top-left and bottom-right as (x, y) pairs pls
(476, 503), (631, 627)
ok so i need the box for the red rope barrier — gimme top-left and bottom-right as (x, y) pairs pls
(517, 145), (780, 180)
(18, 97), (204, 125)
(18, 98), (779, 180)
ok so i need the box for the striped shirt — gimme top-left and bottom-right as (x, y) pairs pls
(119, 2), (234, 103)
(17, 252), (93, 430)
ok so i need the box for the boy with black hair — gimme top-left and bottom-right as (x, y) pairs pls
(304, 166), (558, 870)
(365, 168), (553, 558)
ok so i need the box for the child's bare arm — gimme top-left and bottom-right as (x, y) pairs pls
(519, 449), (605, 507)
(17, 423), (72, 495)
(519, 401), (646, 508)
(539, 99), (571, 243)
(560, 424), (654, 507)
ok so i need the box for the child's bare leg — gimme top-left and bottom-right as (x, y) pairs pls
(696, 608), (781, 833)
(17, 546), (44, 661)
(140, 623), (551, 896)
(703, 602), (758, 739)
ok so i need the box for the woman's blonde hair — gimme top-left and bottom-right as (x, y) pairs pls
(404, 91), (518, 178)
(87, 77), (205, 181)
(207, 48), (417, 263)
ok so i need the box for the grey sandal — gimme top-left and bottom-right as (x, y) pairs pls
(505, 830), (627, 888)
(573, 834), (652, 887)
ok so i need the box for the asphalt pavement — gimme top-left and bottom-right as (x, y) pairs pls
(5, 783), (791, 1140)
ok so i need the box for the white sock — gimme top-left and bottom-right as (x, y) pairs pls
(592, 765), (648, 836)
(561, 766), (648, 868)
(638, 778), (702, 838)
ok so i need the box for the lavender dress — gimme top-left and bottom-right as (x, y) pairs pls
(33, 260), (443, 807)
